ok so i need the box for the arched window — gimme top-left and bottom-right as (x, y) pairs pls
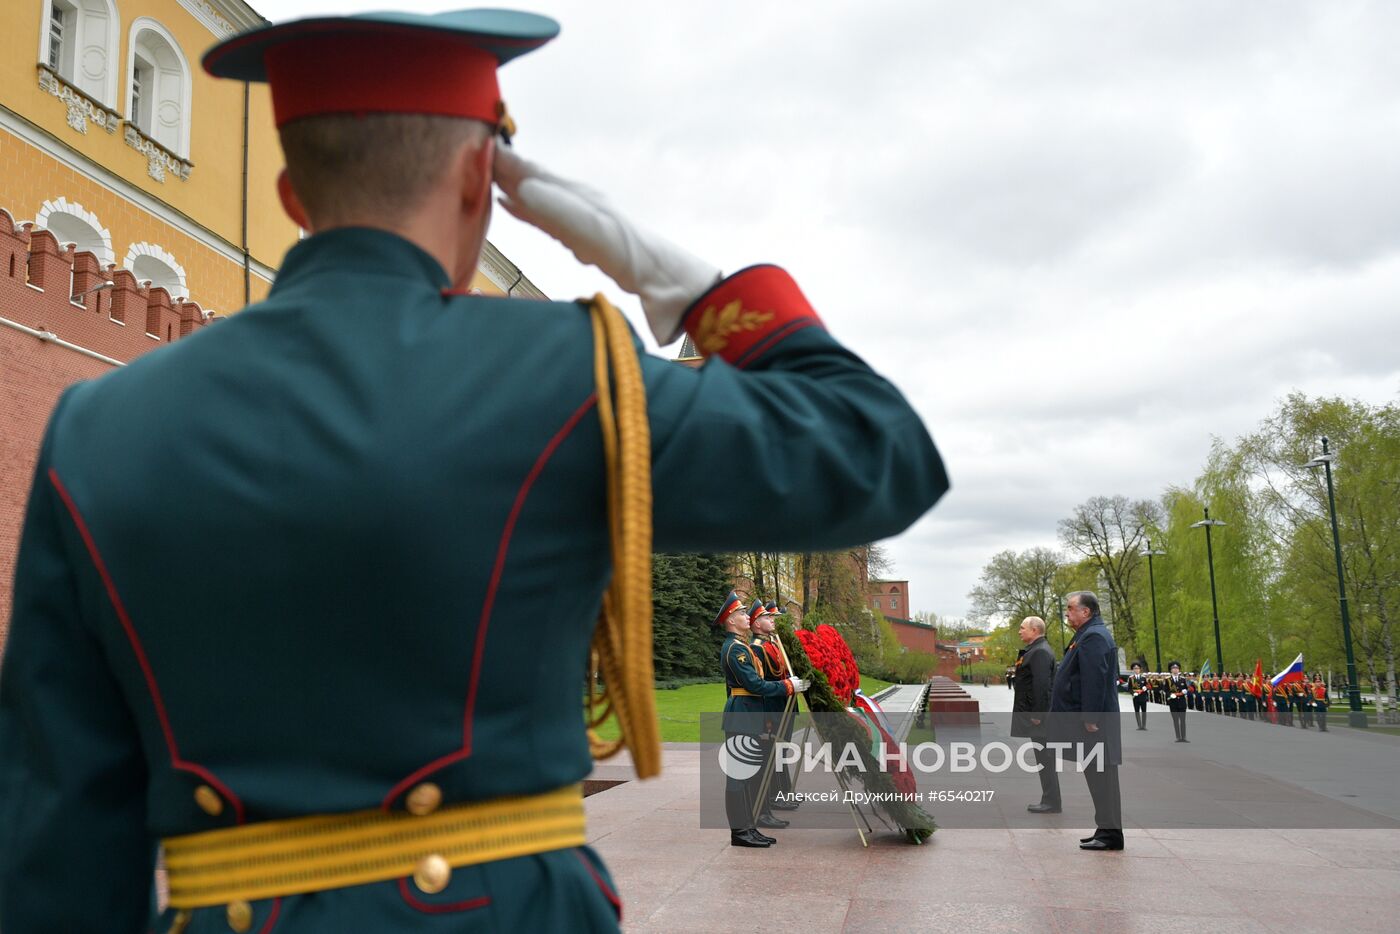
(126, 19), (191, 157)
(123, 242), (187, 299)
(35, 197), (114, 265)
(39, 0), (120, 106)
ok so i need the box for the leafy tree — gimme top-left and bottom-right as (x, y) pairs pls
(968, 547), (1065, 626)
(1058, 495), (1161, 656)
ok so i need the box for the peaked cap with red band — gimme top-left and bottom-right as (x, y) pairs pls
(202, 9), (559, 133)
(712, 591), (745, 629)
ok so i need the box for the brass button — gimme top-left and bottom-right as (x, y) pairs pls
(194, 785), (224, 817)
(226, 899), (253, 932)
(413, 854), (451, 894)
(405, 782), (443, 816)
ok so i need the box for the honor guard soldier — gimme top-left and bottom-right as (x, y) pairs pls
(747, 600), (795, 825)
(1298, 680), (1315, 728)
(1128, 662), (1149, 730)
(1312, 677), (1329, 731)
(760, 600), (800, 812)
(0, 8), (948, 931)
(718, 594), (807, 847)
(1166, 662), (1190, 742)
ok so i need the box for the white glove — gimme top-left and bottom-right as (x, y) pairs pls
(494, 148), (721, 344)
(789, 677), (810, 693)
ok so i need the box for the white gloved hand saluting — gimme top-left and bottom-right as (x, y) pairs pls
(494, 148), (721, 345)
(789, 677), (810, 693)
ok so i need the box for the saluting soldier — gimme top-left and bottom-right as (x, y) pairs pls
(1128, 662), (1150, 731)
(719, 593), (807, 847)
(0, 8), (947, 931)
(1166, 662), (1190, 742)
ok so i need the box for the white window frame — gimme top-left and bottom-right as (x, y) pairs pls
(37, 0), (120, 106)
(125, 18), (192, 158)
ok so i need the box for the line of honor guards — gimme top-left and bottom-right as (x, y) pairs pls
(715, 593), (809, 847)
(1124, 664), (1333, 740)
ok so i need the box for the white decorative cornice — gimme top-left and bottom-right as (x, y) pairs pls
(124, 123), (193, 182)
(177, 0), (266, 39)
(38, 65), (120, 136)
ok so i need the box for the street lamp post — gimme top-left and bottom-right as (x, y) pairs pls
(1189, 507), (1227, 676)
(1140, 541), (1167, 672)
(1304, 437), (1367, 729)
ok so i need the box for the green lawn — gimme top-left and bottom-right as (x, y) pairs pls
(590, 674), (902, 743)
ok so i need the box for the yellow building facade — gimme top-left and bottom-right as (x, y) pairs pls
(1, 0), (540, 312)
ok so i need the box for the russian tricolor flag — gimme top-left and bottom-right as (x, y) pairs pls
(1271, 653), (1305, 687)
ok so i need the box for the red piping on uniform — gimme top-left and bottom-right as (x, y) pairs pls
(397, 877), (491, 914)
(382, 393), (598, 807)
(574, 850), (623, 919)
(735, 317), (819, 370)
(257, 897), (282, 933)
(48, 469), (247, 824)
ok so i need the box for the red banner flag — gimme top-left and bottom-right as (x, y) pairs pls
(1249, 659), (1265, 698)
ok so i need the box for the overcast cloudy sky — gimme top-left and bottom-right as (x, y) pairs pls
(268, 0), (1400, 617)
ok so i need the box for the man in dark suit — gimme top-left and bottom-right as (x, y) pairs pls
(0, 9), (948, 931)
(1050, 591), (1124, 851)
(1011, 616), (1060, 813)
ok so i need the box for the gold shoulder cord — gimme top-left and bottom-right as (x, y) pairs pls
(584, 295), (661, 778)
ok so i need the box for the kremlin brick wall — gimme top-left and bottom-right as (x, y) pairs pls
(0, 208), (210, 647)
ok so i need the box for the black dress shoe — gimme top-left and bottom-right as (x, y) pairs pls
(1079, 835), (1098, 844)
(731, 830), (771, 848)
(771, 801), (800, 811)
(757, 814), (790, 829)
(754, 829), (777, 844)
(1026, 803), (1062, 813)
(1136, 726), (1147, 731)
(1079, 837), (1124, 851)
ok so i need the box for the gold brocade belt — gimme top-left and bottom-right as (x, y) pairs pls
(162, 784), (586, 909)
(728, 687), (757, 697)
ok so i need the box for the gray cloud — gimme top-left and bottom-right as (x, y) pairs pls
(274, 0), (1400, 616)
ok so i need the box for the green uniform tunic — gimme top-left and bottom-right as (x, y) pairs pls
(0, 229), (947, 931)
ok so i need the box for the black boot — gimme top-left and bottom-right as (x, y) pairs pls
(730, 829), (771, 848)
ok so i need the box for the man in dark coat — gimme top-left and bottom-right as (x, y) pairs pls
(1011, 616), (1060, 813)
(1050, 591), (1124, 851)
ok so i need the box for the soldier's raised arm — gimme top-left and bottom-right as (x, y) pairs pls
(495, 149), (948, 553)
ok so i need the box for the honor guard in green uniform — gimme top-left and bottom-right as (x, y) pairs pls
(0, 9), (948, 931)
(1128, 662), (1149, 730)
(719, 594), (807, 847)
(1166, 662), (1190, 742)
(747, 599), (795, 826)
(1312, 678), (1329, 731)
